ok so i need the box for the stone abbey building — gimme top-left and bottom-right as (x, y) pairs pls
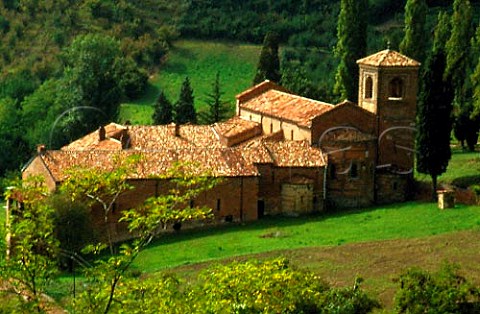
(23, 50), (420, 239)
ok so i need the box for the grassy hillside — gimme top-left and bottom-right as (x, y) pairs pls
(133, 201), (480, 273)
(118, 40), (260, 124)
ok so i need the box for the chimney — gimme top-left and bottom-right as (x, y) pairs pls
(121, 128), (130, 149)
(37, 144), (46, 155)
(174, 123), (180, 137)
(99, 126), (106, 141)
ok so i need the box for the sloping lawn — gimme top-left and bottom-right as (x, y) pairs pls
(416, 147), (480, 188)
(134, 201), (480, 272)
(119, 40), (260, 124)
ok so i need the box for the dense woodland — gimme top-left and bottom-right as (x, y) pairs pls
(2, 1), (480, 312)
(0, 0), (479, 177)
(0, 0), (478, 179)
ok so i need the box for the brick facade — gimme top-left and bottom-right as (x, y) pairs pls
(21, 49), (419, 242)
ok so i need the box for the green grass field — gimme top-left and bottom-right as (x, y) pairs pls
(133, 201), (480, 273)
(118, 40), (260, 124)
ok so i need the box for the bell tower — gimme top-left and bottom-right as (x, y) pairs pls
(356, 49), (420, 172)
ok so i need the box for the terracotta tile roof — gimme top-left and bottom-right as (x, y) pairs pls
(213, 117), (262, 146)
(213, 116), (260, 139)
(40, 149), (260, 181)
(239, 89), (334, 127)
(263, 141), (326, 167)
(62, 123), (126, 150)
(236, 80), (288, 103)
(356, 49), (420, 67)
(127, 124), (223, 150)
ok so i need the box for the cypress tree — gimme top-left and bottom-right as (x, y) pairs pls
(417, 13), (455, 199)
(174, 77), (196, 124)
(399, 0), (427, 63)
(152, 91), (173, 125)
(253, 32), (281, 85)
(445, 0), (477, 150)
(472, 26), (480, 121)
(416, 50), (454, 199)
(200, 72), (231, 124)
(333, 0), (368, 103)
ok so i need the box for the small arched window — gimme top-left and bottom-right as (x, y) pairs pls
(388, 77), (404, 99)
(364, 76), (373, 99)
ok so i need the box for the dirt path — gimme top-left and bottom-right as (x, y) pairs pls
(172, 229), (480, 310)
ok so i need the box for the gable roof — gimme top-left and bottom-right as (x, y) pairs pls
(356, 49), (420, 67)
(236, 80), (288, 103)
(238, 87), (334, 127)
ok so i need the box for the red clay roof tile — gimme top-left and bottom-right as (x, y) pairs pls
(239, 89), (334, 127)
(356, 49), (420, 67)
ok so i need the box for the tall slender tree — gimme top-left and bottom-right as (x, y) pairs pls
(174, 77), (196, 124)
(253, 32), (281, 85)
(416, 51), (454, 199)
(445, 0), (477, 150)
(152, 91), (173, 125)
(333, 0), (368, 103)
(200, 72), (231, 124)
(416, 12), (455, 199)
(399, 0), (427, 63)
(472, 25), (480, 121)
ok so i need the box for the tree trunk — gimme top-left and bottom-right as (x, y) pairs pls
(431, 174), (438, 201)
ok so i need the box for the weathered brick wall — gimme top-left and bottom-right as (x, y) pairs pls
(256, 165), (324, 215)
(89, 177), (259, 242)
(323, 141), (376, 209)
(375, 172), (414, 204)
(311, 104), (377, 147)
(22, 155), (57, 191)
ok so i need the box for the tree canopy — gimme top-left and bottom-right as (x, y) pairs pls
(174, 77), (197, 124)
(333, 0), (368, 103)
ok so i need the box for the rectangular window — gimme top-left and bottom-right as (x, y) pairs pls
(216, 199), (221, 211)
(350, 162), (358, 178)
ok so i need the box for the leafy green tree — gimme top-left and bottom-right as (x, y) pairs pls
(189, 258), (379, 313)
(253, 32), (281, 85)
(152, 91), (173, 125)
(174, 76), (196, 124)
(199, 72), (231, 124)
(1, 176), (60, 312)
(48, 193), (93, 268)
(69, 160), (217, 314)
(445, 0), (477, 150)
(395, 264), (480, 313)
(60, 33), (124, 136)
(0, 97), (28, 175)
(399, 0), (427, 63)
(333, 0), (368, 103)
(59, 154), (141, 254)
(416, 49), (454, 199)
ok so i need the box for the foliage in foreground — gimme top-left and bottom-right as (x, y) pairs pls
(110, 258), (380, 314)
(395, 264), (480, 313)
(1, 176), (59, 313)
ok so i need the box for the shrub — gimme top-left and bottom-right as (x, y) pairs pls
(395, 264), (480, 313)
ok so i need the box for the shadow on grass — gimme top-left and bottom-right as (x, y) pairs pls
(452, 175), (480, 189)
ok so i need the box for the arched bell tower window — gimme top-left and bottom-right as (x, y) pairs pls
(388, 77), (404, 99)
(364, 76), (373, 99)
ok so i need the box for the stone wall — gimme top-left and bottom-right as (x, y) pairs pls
(256, 165), (324, 216)
(375, 172), (413, 204)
